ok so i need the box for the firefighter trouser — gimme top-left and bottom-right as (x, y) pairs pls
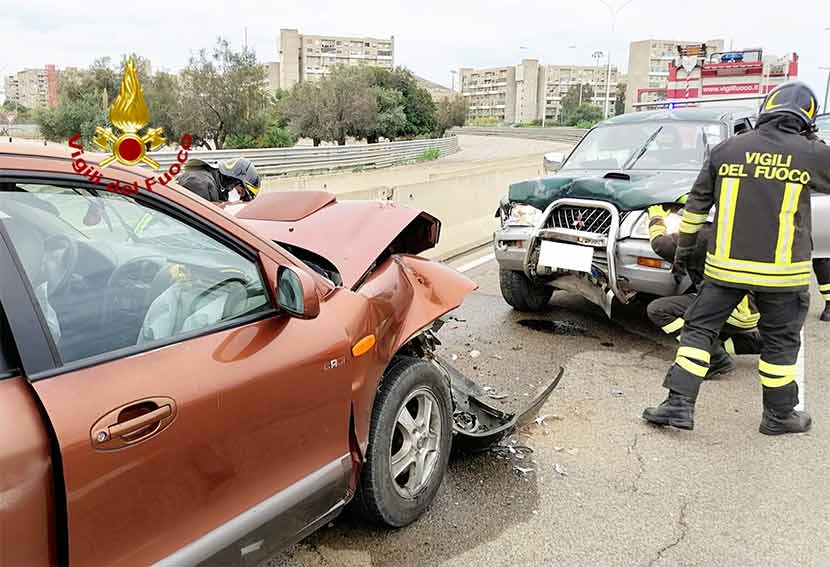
(647, 294), (762, 355)
(814, 258), (830, 302)
(664, 282), (809, 412)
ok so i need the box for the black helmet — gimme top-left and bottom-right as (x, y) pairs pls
(758, 81), (818, 130)
(218, 158), (261, 200)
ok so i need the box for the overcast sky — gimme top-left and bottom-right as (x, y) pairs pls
(2, 0), (830, 106)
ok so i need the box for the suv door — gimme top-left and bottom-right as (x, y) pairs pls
(0, 182), (352, 566)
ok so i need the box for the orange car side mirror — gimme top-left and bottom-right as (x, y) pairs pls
(277, 266), (320, 319)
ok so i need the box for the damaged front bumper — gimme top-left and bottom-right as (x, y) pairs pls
(433, 355), (564, 450)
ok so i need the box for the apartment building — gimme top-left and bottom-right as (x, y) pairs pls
(460, 60), (618, 125)
(459, 59), (542, 124)
(542, 64), (619, 123)
(3, 65), (58, 110)
(415, 75), (453, 102)
(625, 38), (725, 111)
(278, 29), (394, 90)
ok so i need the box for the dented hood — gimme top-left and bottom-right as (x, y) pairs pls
(509, 170), (698, 212)
(234, 191), (440, 288)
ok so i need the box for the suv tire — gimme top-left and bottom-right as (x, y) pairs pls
(499, 269), (553, 312)
(356, 356), (452, 527)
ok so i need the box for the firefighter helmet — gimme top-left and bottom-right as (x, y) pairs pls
(218, 158), (261, 200)
(758, 81), (819, 130)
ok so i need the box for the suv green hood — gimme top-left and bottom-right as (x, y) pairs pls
(509, 170), (698, 211)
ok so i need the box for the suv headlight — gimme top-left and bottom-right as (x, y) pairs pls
(631, 210), (682, 239)
(505, 204), (544, 227)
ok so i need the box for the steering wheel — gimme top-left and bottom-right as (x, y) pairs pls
(190, 277), (249, 321)
(42, 235), (79, 296)
(101, 257), (168, 343)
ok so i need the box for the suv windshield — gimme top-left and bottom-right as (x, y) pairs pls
(563, 121), (725, 171)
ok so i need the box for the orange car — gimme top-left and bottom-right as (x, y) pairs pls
(0, 144), (561, 566)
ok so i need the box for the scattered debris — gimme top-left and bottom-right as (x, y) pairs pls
(610, 388), (625, 398)
(518, 319), (597, 337)
(469, 350), (481, 358)
(566, 448), (580, 455)
(451, 353), (458, 361)
(553, 463), (569, 477)
(448, 315), (467, 323)
(511, 345), (523, 351)
(491, 354), (504, 360)
(514, 465), (534, 476)
(534, 414), (550, 426)
(553, 446), (564, 452)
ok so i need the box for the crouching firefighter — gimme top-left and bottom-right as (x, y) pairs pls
(645, 203), (762, 375)
(177, 158), (261, 203)
(643, 81), (830, 435)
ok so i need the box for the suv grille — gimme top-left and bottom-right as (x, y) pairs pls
(547, 205), (612, 235)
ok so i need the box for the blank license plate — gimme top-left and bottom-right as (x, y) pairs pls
(538, 240), (594, 272)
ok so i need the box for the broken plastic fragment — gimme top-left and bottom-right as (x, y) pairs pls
(554, 463), (568, 477)
(469, 350), (481, 358)
(534, 415), (549, 425)
(610, 388), (625, 397)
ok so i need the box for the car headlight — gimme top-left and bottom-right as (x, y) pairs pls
(631, 210), (682, 239)
(505, 204), (544, 227)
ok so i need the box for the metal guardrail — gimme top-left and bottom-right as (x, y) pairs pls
(150, 136), (459, 175)
(450, 126), (587, 143)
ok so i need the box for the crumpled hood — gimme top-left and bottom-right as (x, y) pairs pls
(509, 169), (700, 211)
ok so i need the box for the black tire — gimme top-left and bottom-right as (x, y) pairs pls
(356, 356), (453, 527)
(499, 269), (553, 312)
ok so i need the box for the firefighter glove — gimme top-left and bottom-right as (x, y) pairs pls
(648, 205), (668, 220)
(673, 244), (695, 276)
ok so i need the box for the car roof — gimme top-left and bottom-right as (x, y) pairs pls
(600, 106), (753, 126)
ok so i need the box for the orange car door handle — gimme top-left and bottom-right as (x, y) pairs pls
(108, 405), (172, 438)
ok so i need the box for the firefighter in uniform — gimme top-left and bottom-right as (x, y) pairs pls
(645, 204), (762, 370)
(643, 82), (830, 435)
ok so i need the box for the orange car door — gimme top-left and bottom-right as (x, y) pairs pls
(0, 183), (352, 566)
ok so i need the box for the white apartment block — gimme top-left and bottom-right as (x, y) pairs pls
(278, 29), (394, 90)
(460, 60), (618, 125)
(3, 65), (58, 110)
(542, 64), (619, 123)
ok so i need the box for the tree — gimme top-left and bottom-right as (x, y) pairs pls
(35, 91), (108, 146)
(279, 82), (329, 146)
(364, 86), (407, 143)
(615, 82), (627, 116)
(569, 103), (604, 129)
(177, 38), (271, 149)
(1, 100), (30, 122)
(365, 67), (437, 137)
(435, 94), (468, 136)
(560, 83), (595, 125)
(319, 66), (377, 145)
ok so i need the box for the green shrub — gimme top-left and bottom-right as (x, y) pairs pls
(416, 147), (441, 162)
(258, 124), (297, 148)
(224, 133), (259, 149)
(469, 116), (499, 127)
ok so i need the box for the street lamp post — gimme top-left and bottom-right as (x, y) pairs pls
(599, 0), (635, 118)
(821, 67), (830, 114)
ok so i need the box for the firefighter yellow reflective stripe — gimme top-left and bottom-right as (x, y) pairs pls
(775, 183), (803, 265)
(649, 224), (667, 239)
(704, 264), (811, 288)
(706, 253), (811, 275)
(679, 210), (708, 234)
(820, 284), (830, 292)
(759, 360), (796, 375)
(726, 296), (760, 329)
(715, 178), (740, 258)
(761, 374), (796, 387)
(724, 338), (736, 355)
(677, 346), (710, 364)
(759, 359), (796, 387)
(662, 318), (685, 334)
(677, 356), (708, 377)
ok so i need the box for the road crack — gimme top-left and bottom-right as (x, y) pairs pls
(625, 433), (646, 493)
(646, 500), (691, 567)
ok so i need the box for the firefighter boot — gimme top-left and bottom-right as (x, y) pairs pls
(706, 343), (736, 378)
(821, 302), (830, 322)
(642, 392), (695, 430)
(759, 408), (812, 436)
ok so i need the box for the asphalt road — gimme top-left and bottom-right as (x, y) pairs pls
(263, 256), (830, 567)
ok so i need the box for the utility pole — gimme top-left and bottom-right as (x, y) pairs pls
(822, 67), (830, 113)
(599, 0), (635, 119)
